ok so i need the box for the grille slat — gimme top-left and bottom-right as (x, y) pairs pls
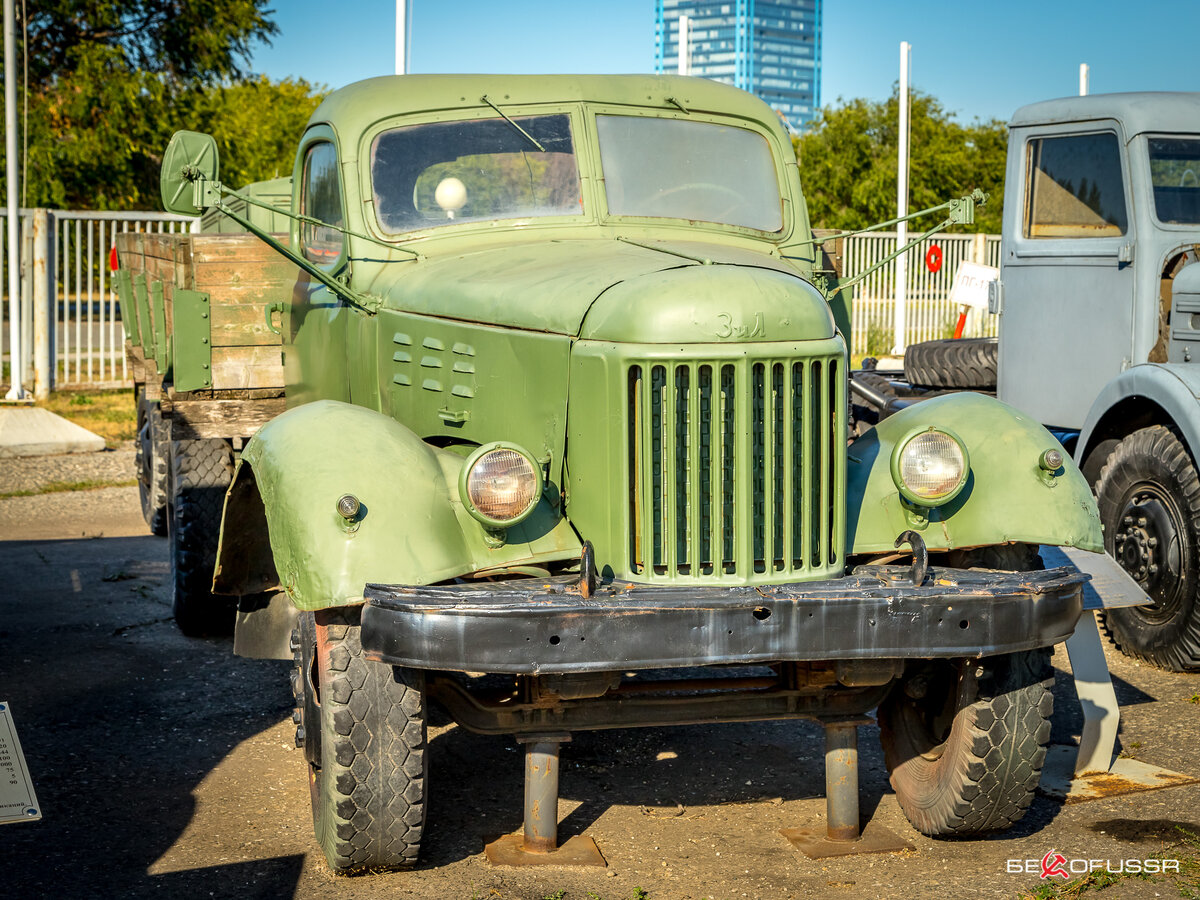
(627, 353), (843, 582)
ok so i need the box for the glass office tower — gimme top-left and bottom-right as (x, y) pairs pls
(654, 0), (822, 131)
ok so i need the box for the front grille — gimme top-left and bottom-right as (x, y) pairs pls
(626, 354), (844, 581)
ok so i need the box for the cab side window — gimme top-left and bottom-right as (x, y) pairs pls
(1024, 133), (1128, 238)
(301, 142), (344, 263)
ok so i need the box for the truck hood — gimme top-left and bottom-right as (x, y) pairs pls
(366, 238), (830, 340)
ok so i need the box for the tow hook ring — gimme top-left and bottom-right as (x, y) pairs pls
(577, 541), (597, 599)
(895, 530), (929, 587)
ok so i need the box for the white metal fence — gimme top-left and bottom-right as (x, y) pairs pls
(3, 213), (999, 392)
(2, 209), (198, 393)
(844, 231), (1002, 357)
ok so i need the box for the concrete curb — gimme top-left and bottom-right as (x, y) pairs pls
(0, 407), (106, 457)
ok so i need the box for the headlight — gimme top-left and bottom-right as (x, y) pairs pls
(891, 428), (969, 506)
(459, 443), (543, 527)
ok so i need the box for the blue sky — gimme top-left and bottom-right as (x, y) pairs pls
(251, 1), (1200, 124)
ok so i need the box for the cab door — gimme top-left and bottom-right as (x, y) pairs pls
(284, 131), (352, 408)
(998, 123), (1136, 430)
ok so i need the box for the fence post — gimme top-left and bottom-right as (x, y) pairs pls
(32, 209), (52, 399)
(971, 232), (987, 265)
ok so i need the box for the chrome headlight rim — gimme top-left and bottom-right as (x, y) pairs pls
(457, 441), (544, 529)
(889, 426), (970, 507)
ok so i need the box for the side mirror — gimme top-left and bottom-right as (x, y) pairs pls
(160, 131), (221, 215)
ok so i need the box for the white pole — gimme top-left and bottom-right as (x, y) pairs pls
(395, 0), (407, 75)
(4, 0), (22, 399)
(892, 41), (911, 356)
(678, 15), (690, 76)
(1079, 63), (1089, 96)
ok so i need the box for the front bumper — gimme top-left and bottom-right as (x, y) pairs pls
(360, 564), (1088, 675)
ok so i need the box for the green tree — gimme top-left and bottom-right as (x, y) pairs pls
(795, 90), (1007, 234)
(6, 1), (321, 209)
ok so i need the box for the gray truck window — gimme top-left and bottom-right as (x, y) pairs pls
(1024, 133), (1128, 238)
(300, 142), (344, 263)
(1149, 137), (1200, 225)
(596, 115), (783, 232)
(370, 114), (580, 234)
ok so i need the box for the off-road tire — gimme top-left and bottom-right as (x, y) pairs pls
(168, 437), (235, 637)
(904, 337), (998, 390)
(135, 388), (168, 536)
(879, 648), (1053, 836)
(1094, 425), (1200, 671)
(295, 607), (428, 873)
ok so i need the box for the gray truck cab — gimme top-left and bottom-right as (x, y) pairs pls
(996, 92), (1200, 670)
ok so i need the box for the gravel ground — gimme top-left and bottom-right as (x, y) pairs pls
(0, 441), (137, 494)
(0, 444), (143, 539)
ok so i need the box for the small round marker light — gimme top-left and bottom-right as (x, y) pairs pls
(1040, 448), (1064, 472)
(336, 494), (361, 520)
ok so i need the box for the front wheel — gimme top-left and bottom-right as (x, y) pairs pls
(294, 607), (428, 873)
(878, 649), (1054, 837)
(1095, 425), (1200, 671)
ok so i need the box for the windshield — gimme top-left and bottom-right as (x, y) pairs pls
(596, 115), (783, 232)
(370, 114), (581, 234)
(1149, 137), (1200, 225)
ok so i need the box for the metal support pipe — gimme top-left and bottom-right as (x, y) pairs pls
(31, 208), (48, 398)
(520, 734), (568, 853)
(823, 721), (860, 842)
(4, 0), (23, 398)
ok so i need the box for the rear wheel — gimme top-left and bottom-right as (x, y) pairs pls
(168, 437), (235, 636)
(135, 388), (168, 536)
(294, 607), (428, 873)
(1095, 426), (1200, 671)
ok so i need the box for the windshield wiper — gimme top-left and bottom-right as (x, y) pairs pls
(480, 95), (546, 152)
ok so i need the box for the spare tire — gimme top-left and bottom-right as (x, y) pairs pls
(904, 337), (998, 390)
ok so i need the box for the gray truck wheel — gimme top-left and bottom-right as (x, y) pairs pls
(879, 647), (1053, 836)
(903, 337), (998, 390)
(1095, 426), (1200, 671)
(169, 437), (235, 636)
(135, 388), (168, 536)
(297, 607), (427, 873)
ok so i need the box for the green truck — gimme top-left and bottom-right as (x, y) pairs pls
(121, 74), (1103, 872)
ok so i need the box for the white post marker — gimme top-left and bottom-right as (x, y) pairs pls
(0, 701), (41, 824)
(4, 0), (24, 399)
(677, 15), (690, 76)
(395, 0), (408, 76)
(892, 41), (911, 356)
(1079, 63), (1090, 97)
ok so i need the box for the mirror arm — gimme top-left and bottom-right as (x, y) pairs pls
(209, 192), (381, 314)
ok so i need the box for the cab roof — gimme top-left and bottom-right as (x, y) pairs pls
(308, 74), (785, 141)
(1009, 92), (1200, 137)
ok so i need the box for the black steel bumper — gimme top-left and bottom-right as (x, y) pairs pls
(360, 565), (1088, 675)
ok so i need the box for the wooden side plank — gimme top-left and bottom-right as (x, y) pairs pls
(166, 397), (287, 440)
(211, 345), (285, 390)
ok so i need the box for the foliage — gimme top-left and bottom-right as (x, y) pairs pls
(795, 89), (1007, 234)
(5, 1), (323, 210)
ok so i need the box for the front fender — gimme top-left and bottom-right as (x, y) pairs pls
(847, 393), (1102, 554)
(1077, 363), (1200, 466)
(215, 400), (581, 611)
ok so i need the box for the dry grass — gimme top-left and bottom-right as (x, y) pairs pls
(41, 389), (137, 447)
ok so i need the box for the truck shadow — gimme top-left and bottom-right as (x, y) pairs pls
(0, 536), (303, 899)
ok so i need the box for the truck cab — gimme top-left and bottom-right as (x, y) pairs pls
(995, 93), (1200, 670)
